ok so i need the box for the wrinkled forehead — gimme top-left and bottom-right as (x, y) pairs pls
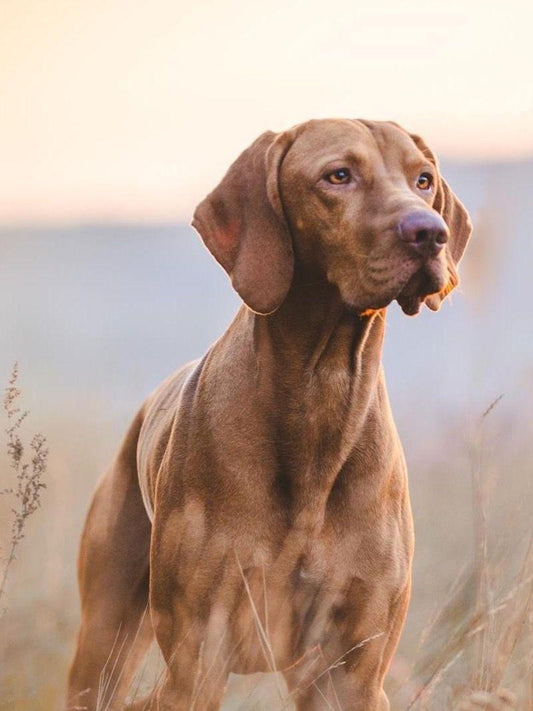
(283, 118), (427, 173)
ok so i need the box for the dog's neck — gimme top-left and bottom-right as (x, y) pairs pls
(260, 277), (384, 377)
(249, 276), (393, 530)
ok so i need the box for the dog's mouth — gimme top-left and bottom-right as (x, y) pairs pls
(396, 259), (448, 316)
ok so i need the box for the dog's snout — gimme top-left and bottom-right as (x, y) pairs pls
(398, 211), (448, 257)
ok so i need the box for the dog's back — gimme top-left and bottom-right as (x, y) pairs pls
(137, 360), (199, 522)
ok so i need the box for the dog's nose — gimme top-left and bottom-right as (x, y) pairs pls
(397, 211), (448, 257)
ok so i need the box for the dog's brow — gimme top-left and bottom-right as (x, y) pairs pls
(401, 156), (434, 174)
(399, 148), (433, 170)
(317, 149), (372, 172)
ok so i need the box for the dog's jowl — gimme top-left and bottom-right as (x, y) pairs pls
(67, 119), (471, 711)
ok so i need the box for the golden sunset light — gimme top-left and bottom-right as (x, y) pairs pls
(1, 0), (532, 223)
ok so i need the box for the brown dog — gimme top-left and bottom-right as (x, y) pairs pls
(66, 119), (471, 711)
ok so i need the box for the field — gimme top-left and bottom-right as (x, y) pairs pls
(1, 159), (532, 709)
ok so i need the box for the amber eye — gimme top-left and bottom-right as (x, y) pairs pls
(416, 172), (433, 191)
(326, 168), (351, 185)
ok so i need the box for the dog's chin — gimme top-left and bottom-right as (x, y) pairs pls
(339, 259), (447, 317)
(396, 262), (447, 316)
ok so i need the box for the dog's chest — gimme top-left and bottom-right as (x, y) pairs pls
(226, 538), (343, 670)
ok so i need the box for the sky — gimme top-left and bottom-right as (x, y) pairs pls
(1, 0), (532, 225)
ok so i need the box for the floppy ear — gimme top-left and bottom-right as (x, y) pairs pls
(407, 132), (473, 311)
(191, 131), (295, 315)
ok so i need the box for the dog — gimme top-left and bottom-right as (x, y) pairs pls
(66, 118), (471, 711)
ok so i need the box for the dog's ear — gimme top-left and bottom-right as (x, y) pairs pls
(192, 131), (295, 315)
(407, 131), (473, 311)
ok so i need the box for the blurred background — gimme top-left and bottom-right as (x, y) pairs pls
(1, 1), (532, 709)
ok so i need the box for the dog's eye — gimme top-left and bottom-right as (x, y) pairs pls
(326, 168), (351, 185)
(416, 173), (433, 191)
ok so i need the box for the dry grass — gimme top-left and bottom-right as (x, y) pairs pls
(1, 390), (531, 710)
(391, 397), (532, 711)
(1, 363), (48, 608)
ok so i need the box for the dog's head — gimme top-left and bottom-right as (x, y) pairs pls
(192, 119), (472, 316)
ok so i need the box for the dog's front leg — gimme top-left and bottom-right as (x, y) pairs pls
(149, 518), (231, 711)
(154, 670), (227, 711)
(290, 682), (389, 711)
(149, 619), (229, 711)
(285, 582), (410, 711)
(285, 651), (390, 711)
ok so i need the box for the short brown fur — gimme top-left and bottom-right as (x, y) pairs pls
(66, 118), (471, 711)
